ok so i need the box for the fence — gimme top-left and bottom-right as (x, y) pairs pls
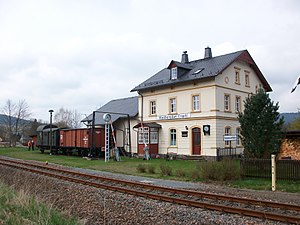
(216, 148), (243, 161)
(240, 158), (300, 181)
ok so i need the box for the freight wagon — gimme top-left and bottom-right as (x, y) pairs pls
(59, 127), (105, 156)
(36, 124), (106, 157)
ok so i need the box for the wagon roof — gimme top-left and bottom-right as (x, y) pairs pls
(36, 124), (58, 132)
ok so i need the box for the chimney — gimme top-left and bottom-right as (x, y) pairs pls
(181, 51), (189, 63)
(204, 47), (212, 59)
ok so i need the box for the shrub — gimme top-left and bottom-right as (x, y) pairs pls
(137, 164), (146, 173)
(199, 159), (240, 181)
(191, 169), (201, 180)
(160, 163), (172, 176)
(146, 165), (156, 174)
(221, 159), (240, 180)
(175, 168), (186, 177)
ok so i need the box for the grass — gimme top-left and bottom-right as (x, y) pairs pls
(228, 179), (300, 193)
(0, 181), (81, 225)
(0, 147), (299, 193)
(0, 147), (197, 179)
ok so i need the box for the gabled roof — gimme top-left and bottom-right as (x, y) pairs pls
(82, 96), (138, 126)
(131, 50), (272, 92)
(167, 60), (193, 70)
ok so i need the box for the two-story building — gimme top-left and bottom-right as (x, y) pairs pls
(131, 47), (272, 157)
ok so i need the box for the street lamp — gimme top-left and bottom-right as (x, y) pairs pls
(49, 109), (54, 154)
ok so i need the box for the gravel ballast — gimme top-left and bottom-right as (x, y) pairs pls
(0, 162), (299, 224)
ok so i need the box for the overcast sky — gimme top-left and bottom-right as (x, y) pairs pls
(0, 0), (299, 122)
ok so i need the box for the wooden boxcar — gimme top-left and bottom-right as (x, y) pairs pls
(59, 128), (105, 156)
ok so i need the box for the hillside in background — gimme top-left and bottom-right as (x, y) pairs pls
(0, 114), (31, 126)
(281, 112), (300, 125)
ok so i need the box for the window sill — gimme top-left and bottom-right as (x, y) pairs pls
(168, 146), (178, 148)
(191, 110), (201, 113)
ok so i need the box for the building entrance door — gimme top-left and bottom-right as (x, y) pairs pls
(192, 127), (201, 155)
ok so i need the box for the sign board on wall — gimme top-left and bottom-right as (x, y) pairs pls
(181, 131), (188, 137)
(157, 113), (191, 120)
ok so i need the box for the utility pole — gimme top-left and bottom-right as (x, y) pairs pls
(49, 109), (54, 154)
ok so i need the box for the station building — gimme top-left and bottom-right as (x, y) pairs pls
(85, 47), (272, 157)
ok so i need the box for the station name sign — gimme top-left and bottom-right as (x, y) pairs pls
(223, 135), (237, 141)
(157, 113), (191, 120)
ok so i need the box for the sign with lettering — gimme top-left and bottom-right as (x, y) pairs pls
(223, 135), (237, 141)
(181, 131), (188, 137)
(157, 113), (191, 120)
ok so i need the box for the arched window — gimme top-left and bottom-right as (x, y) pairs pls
(224, 126), (231, 146)
(170, 129), (177, 146)
(236, 127), (241, 146)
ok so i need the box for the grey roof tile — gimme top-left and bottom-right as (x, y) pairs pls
(131, 50), (271, 92)
(82, 96), (138, 125)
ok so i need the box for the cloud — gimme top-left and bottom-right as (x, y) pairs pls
(0, 0), (299, 121)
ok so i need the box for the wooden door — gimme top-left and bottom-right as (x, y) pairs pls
(192, 127), (201, 155)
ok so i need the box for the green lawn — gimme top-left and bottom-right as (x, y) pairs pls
(0, 147), (199, 180)
(1, 147), (299, 192)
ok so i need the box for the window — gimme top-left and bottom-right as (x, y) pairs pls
(150, 128), (158, 144)
(224, 94), (230, 111)
(225, 127), (231, 146)
(235, 96), (241, 112)
(170, 98), (176, 113)
(171, 67), (177, 80)
(138, 127), (149, 144)
(170, 129), (177, 146)
(236, 127), (241, 146)
(235, 71), (240, 84)
(150, 101), (156, 115)
(245, 73), (250, 87)
(192, 95), (200, 111)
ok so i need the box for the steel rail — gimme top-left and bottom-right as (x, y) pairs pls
(0, 159), (300, 224)
(0, 157), (299, 212)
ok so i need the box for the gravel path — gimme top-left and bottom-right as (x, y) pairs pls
(0, 159), (299, 224)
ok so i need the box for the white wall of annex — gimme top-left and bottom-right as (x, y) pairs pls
(113, 117), (139, 154)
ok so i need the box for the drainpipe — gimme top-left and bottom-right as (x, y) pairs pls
(138, 91), (144, 154)
(138, 91), (144, 124)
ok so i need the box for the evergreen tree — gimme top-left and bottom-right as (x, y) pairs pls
(238, 89), (284, 158)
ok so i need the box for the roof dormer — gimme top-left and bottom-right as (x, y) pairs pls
(167, 59), (192, 80)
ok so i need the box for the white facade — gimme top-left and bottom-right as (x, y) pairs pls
(133, 52), (269, 156)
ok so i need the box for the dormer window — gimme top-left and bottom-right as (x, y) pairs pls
(171, 67), (177, 80)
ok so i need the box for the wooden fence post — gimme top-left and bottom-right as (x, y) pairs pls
(271, 154), (276, 191)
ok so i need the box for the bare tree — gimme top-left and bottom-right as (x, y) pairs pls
(1, 99), (31, 146)
(1, 100), (16, 146)
(54, 107), (82, 128)
(71, 109), (82, 128)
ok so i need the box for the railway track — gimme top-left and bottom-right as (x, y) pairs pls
(0, 157), (299, 224)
